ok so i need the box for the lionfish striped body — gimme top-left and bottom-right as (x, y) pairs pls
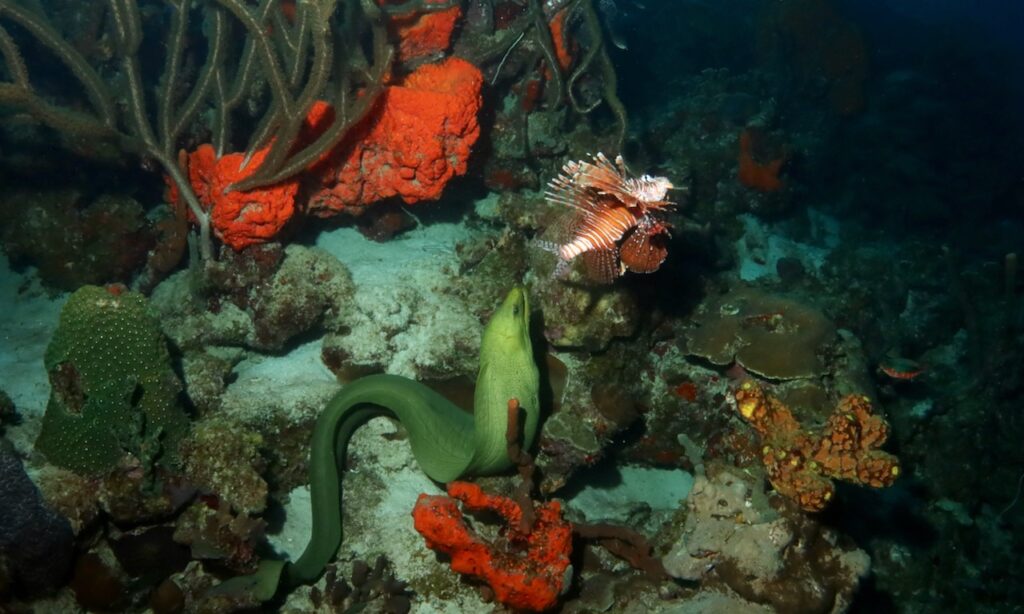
(539, 153), (675, 283)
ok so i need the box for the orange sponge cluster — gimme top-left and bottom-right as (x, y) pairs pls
(168, 57), (483, 250)
(733, 380), (901, 511)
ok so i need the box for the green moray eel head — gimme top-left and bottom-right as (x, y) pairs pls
(472, 285), (540, 474)
(481, 286), (532, 356)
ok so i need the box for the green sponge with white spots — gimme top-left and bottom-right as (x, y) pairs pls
(35, 285), (190, 475)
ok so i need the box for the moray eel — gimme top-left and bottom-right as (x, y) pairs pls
(277, 286), (540, 589)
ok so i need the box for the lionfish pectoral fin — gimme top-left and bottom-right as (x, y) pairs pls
(582, 248), (622, 284)
(620, 223), (670, 274)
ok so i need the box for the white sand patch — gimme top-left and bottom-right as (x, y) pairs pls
(315, 223), (470, 286)
(268, 483), (314, 561)
(0, 254), (66, 453)
(315, 223), (483, 380)
(220, 339), (340, 426)
(735, 210), (839, 281)
(566, 465), (695, 524)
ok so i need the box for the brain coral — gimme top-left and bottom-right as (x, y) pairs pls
(685, 287), (836, 380)
(35, 285), (190, 475)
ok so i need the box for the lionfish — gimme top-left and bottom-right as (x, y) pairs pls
(538, 153), (675, 283)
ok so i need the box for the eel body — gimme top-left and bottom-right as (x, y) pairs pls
(284, 286), (540, 587)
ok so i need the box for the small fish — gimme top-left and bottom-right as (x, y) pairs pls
(878, 356), (926, 381)
(538, 153), (675, 283)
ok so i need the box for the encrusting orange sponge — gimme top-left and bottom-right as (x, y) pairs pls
(168, 144), (299, 252)
(382, 2), (462, 62)
(309, 56), (483, 215)
(738, 128), (786, 192)
(412, 481), (572, 612)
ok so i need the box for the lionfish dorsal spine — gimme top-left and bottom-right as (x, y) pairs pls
(612, 154), (633, 182)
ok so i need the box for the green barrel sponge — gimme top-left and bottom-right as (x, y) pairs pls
(35, 285), (190, 475)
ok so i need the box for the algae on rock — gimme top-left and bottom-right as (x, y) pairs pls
(34, 285), (189, 475)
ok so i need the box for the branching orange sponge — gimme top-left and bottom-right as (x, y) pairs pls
(733, 380), (900, 511)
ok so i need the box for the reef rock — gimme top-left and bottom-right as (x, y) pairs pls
(663, 468), (869, 614)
